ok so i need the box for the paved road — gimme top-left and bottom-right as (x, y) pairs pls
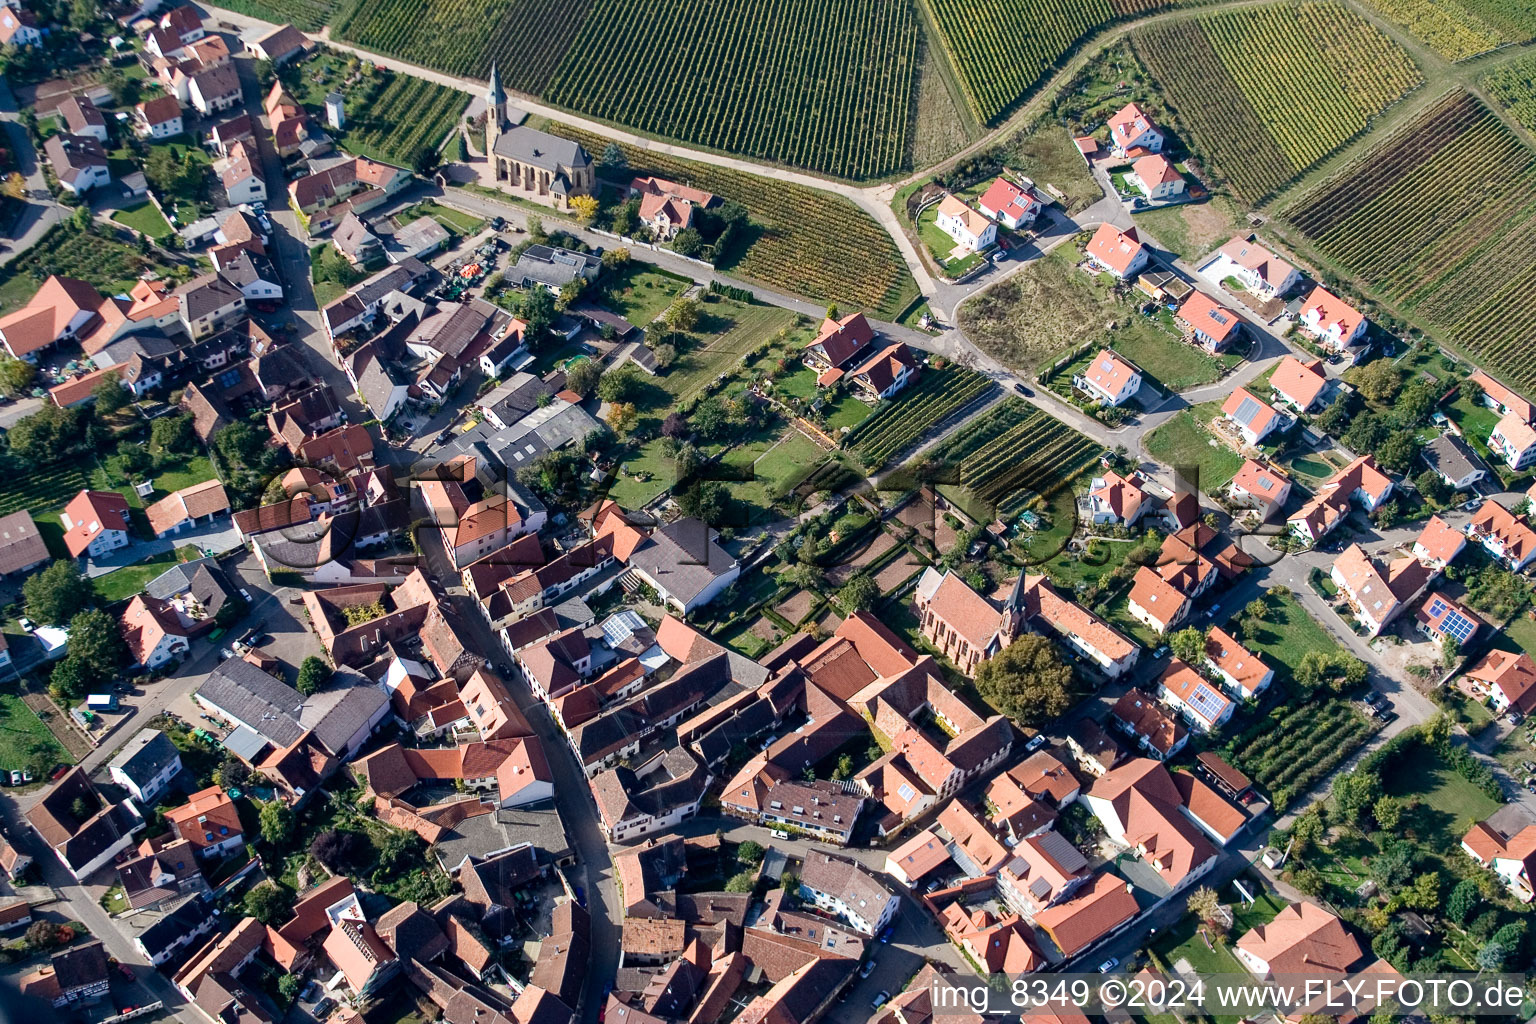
(0, 77), (65, 271)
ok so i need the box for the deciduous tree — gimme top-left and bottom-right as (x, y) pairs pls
(973, 634), (1073, 727)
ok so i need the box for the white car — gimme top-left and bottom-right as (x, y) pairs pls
(239, 588), (252, 602)
(769, 829), (790, 840)
(1098, 957), (1119, 974)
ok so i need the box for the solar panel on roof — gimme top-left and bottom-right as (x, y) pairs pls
(1188, 683), (1227, 722)
(1234, 397), (1263, 424)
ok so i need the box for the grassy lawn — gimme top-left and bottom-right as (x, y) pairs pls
(1103, 589), (1163, 648)
(399, 200), (483, 237)
(313, 279), (348, 308)
(1502, 613), (1536, 658)
(1382, 753), (1500, 869)
(1110, 313), (1225, 391)
(1229, 886), (1288, 934)
(600, 264), (692, 329)
(1237, 588), (1335, 688)
(1144, 404), (1245, 491)
(1445, 393), (1501, 445)
(1038, 531), (1158, 595)
(111, 201), (173, 240)
(774, 365), (820, 402)
(658, 301), (799, 406)
(823, 393), (871, 433)
(1131, 195), (1243, 261)
(1006, 124), (1099, 215)
(93, 547), (187, 603)
(90, 453), (215, 510)
(752, 432), (825, 492)
(0, 691), (68, 773)
(1152, 915), (1249, 1024)
(916, 204), (985, 278)
(608, 437), (678, 510)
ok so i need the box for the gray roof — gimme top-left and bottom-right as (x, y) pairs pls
(441, 399), (604, 468)
(191, 62), (240, 101)
(108, 729), (181, 787)
(138, 894), (212, 958)
(489, 125), (590, 173)
(393, 216), (449, 254)
(354, 257), (430, 308)
(798, 849), (895, 921)
(510, 245), (601, 291)
(222, 725), (269, 762)
(627, 518), (737, 606)
(332, 212), (380, 260)
(478, 372), (550, 425)
(1421, 432), (1486, 483)
(435, 801), (572, 874)
(196, 657), (307, 748)
(177, 273), (243, 319)
(218, 249), (278, 290)
(299, 668), (387, 755)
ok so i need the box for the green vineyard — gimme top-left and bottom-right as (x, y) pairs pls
(333, 73), (467, 167)
(217, 0), (343, 31)
(332, 0), (920, 179)
(331, 0), (593, 94)
(848, 367), (994, 469)
(1482, 54), (1536, 131)
(1134, 2), (1421, 202)
(926, 400), (1098, 515)
(1225, 699), (1375, 811)
(1357, 0), (1536, 60)
(926, 0), (1186, 124)
(1285, 90), (1536, 393)
(544, 0), (919, 180)
(547, 126), (918, 318)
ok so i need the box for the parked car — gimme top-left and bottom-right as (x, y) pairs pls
(1521, 760), (1536, 773)
(859, 960), (877, 979)
(1098, 957), (1119, 974)
(239, 588), (252, 603)
(313, 997), (335, 1019)
(1153, 646), (1168, 660)
(17, 618), (34, 632)
(1361, 691), (1384, 708)
(770, 829), (790, 840)
(871, 992), (890, 1010)
(1023, 733), (1047, 753)
(301, 981), (319, 1002)
(1013, 381), (1032, 397)
(9, 771), (22, 786)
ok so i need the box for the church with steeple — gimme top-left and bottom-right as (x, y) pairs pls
(483, 63), (595, 211)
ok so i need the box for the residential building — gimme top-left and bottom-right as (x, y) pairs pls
(1032, 872), (1139, 958)
(1288, 455), (1394, 544)
(135, 894), (216, 966)
(0, 511), (49, 577)
(120, 595), (192, 669)
(628, 176), (715, 239)
(720, 773), (864, 845)
(188, 63), (241, 115)
(1464, 497), (1536, 571)
(934, 194), (996, 252)
(798, 850), (898, 936)
(1127, 564), (1190, 635)
(995, 829), (1090, 916)
(845, 342), (919, 402)
(61, 488), (132, 559)
(1178, 291), (1240, 351)
(217, 141), (266, 206)
(590, 746), (709, 842)
(135, 94), (184, 139)
(176, 273), (247, 340)
(1012, 573), (1140, 678)
(1330, 543), (1436, 637)
(146, 479), (231, 538)
(1469, 370), (1533, 422)
(940, 905), (1043, 975)
(1412, 515), (1466, 568)
(884, 829), (950, 887)
(625, 517), (740, 614)
(0, 275), (129, 361)
(289, 155), (410, 225)
(58, 96), (107, 143)
(1088, 470), (1151, 526)
(389, 216), (450, 263)
(1084, 223), (1148, 278)
(1221, 387), (1293, 446)
(1157, 659), (1234, 732)
(1228, 459), (1291, 515)
(0, 4), (41, 46)
(976, 177), (1040, 229)
(1298, 285), (1368, 350)
(1107, 102), (1164, 155)
(1268, 355), (1329, 412)
(25, 768), (144, 879)
(485, 72), (594, 210)
(1462, 649), (1536, 715)
(246, 22), (307, 63)
(1110, 689), (1187, 759)
(1489, 411), (1536, 470)
(1420, 432), (1487, 491)
(803, 311), (875, 374)
(1463, 807), (1536, 901)
(108, 729), (183, 805)
(1076, 349), (1142, 407)
(507, 244), (603, 292)
(1081, 759), (1220, 889)
(1417, 591), (1482, 648)
(1203, 627), (1272, 700)
(1214, 236), (1300, 299)
(44, 133), (110, 194)
(1235, 901), (1364, 978)
(1128, 153), (1183, 200)
(333, 211), (383, 266)
(19, 941), (110, 1007)
(165, 785), (244, 859)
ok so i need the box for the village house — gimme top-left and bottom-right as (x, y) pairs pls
(1298, 284), (1368, 351)
(1203, 626), (1273, 700)
(1488, 411), (1536, 470)
(1033, 872), (1139, 959)
(803, 311), (875, 377)
(1234, 901), (1364, 978)
(217, 141), (266, 206)
(1420, 433), (1487, 491)
(246, 22), (308, 63)
(1221, 387), (1293, 446)
(0, 4), (41, 46)
(1127, 565), (1190, 635)
(1330, 543), (1436, 637)
(146, 479), (231, 538)
(799, 850), (898, 937)
(164, 785), (245, 860)
(135, 94), (184, 139)
(976, 176), (1040, 229)
(1462, 649), (1536, 715)
(44, 133), (110, 194)
(19, 941), (110, 1008)
(1127, 153), (1184, 201)
(1156, 659), (1234, 732)
(1268, 355), (1329, 412)
(994, 829), (1091, 917)
(1107, 102), (1164, 156)
(1464, 497), (1536, 571)
(25, 768), (145, 880)
(120, 595), (192, 669)
(940, 905), (1043, 976)
(1227, 459), (1291, 517)
(1081, 759), (1226, 890)
(1088, 469), (1151, 526)
(845, 342), (919, 402)
(1177, 291), (1240, 351)
(1469, 371), (1533, 422)
(0, 276), (131, 362)
(1110, 689), (1187, 760)
(58, 96), (107, 143)
(1076, 349), (1142, 407)
(1084, 223), (1148, 279)
(0, 511), (49, 578)
(188, 63), (241, 116)
(628, 176), (716, 239)
(1412, 515), (1466, 568)
(61, 488), (132, 559)
(108, 729), (183, 805)
(1288, 455), (1393, 544)
(1463, 807), (1536, 901)
(1215, 236), (1301, 299)
(1417, 591), (1482, 649)
(934, 194), (996, 253)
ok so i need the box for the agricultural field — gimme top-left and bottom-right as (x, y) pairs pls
(927, 0), (1176, 124)
(0, 223), (160, 316)
(332, 0), (592, 92)
(848, 366), (994, 469)
(335, 0), (920, 179)
(216, 0), (342, 30)
(1143, 403), (1244, 491)
(545, 0), (919, 179)
(1284, 90), (1536, 393)
(1225, 697), (1376, 811)
(1482, 54), (1536, 130)
(548, 126), (919, 317)
(1359, 0), (1536, 60)
(317, 68), (467, 167)
(924, 399), (1099, 518)
(1133, 3), (1421, 202)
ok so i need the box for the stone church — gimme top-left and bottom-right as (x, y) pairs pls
(484, 64), (595, 211)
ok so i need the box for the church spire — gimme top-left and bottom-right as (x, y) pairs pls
(485, 62), (505, 156)
(487, 62), (506, 110)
